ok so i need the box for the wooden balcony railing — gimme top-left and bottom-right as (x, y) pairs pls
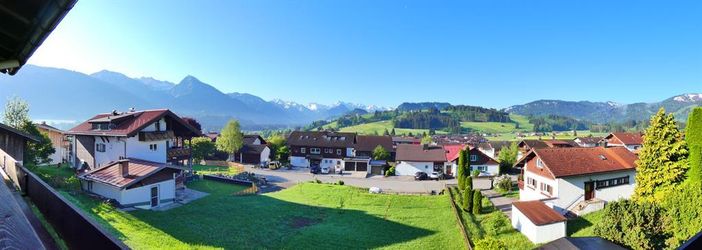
(167, 147), (191, 160)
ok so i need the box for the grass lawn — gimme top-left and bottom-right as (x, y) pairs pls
(31, 166), (464, 249)
(567, 210), (604, 237)
(484, 130), (609, 141)
(192, 164), (241, 176)
(337, 120), (448, 136)
(449, 188), (534, 249)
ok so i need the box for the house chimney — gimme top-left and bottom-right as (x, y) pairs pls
(120, 160), (129, 178)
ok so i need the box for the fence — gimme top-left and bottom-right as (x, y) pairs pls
(13, 165), (129, 250)
(446, 184), (473, 250)
(203, 174), (254, 186)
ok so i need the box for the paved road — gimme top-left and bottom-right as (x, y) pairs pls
(244, 166), (457, 194)
(482, 189), (517, 219)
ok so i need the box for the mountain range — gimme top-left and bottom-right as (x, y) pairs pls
(0, 65), (390, 131)
(504, 94), (702, 123)
(1, 65), (698, 131)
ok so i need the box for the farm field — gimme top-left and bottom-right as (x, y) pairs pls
(336, 120), (448, 136)
(31, 166), (464, 249)
(484, 130), (609, 141)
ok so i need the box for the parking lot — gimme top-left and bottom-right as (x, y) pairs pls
(244, 165), (464, 194)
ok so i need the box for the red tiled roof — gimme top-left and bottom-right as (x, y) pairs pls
(606, 132), (644, 145)
(67, 109), (200, 137)
(81, 158), (184, 188)
(444, 144), (467, 162)
(396, 144), (447, 162)
(521, 147), (637, 178)
(512, 200), (566, 226)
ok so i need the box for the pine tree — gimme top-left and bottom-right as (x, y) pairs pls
(686, 107), (702, 185)
(472, 189), (483, 215)
(633, 108), (689, 202)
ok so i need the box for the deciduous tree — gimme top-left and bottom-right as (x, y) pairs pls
(216, 120), (244, 161)
(497, 142), (519, 174)
(372, 145), (390, 161)
(190, 137), (215, 163)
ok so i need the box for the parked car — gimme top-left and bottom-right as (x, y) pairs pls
(320, 166), (331, 174)
(414, 172), (428, 181)
(310, 165), (321, 174)
(428, 172), (440, 180)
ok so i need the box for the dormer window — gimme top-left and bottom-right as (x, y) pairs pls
(536, 159), (544, 168)
(92, 123), (110, 130)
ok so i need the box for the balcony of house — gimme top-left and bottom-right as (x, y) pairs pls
(167, 147), (191, 161)
(139, 131), (175, 141)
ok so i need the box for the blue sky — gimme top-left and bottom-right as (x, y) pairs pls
(29, 0), (701, 108)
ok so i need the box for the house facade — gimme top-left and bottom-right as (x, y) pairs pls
(287, 131), (357, 170)
(66, 109), (201, 171)
(233, 135), (270, 165)
(601, 132), (643, 152)
(516, 147), (637, 215)
(394, 144), (447, 176)
(36, 122), (69, 164)
(511, 200), (567, 244)
(445, 144), (500, 177)
(573, 136), (603, 148)
(80, 158), (184, 209)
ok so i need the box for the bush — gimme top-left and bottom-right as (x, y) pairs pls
(472, 189), (483, 215)
(314, 179), (322, 184)
(474, 237), (507, 250)
(661, 182), (702, 248)
(463, 187), (473, 212)
(385, 166), (396, 177)
(482, 212), (509, 236)
(495, 175), (512, 192)
(593, 199), (668, 250)
(337, 180), (344, 185)
(472, 169), (480, 177)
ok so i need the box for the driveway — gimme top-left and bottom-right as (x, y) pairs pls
(244, 166), (457, 194)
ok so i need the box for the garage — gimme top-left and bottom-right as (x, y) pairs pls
(370, 165), (383, 175)
(343, 158), (371, 172)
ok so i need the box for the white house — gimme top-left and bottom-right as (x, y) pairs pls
(516, 147), (638, 216)
(573, 136), (603, 148)
(600, 132), (644, 152)
(444, 144), (500, 177)
(79, 158), (184, 209)
(67, 109), (201, 209)
(511, 200), (567, 244)
(394, 144), (447, 176)
(66, 109), (201, 170)
(287, 131), (357, 170)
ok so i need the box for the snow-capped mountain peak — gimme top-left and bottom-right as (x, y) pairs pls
(673, 93), (702, 102)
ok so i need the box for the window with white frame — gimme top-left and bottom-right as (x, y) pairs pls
(149, 144), (158, 151)
(536, 159), (544, 168)
(310, 148), (321, 154)
(324, 148), (331, 153)
(470, 155), (477, 162)
(336, 149), (342, 155)
(540, 183), (553, 196)
(526, 177), (537, 188)
(300, 147), (306, 154)
(474, 166), (487, 172)
(96, 143), (106, 152)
